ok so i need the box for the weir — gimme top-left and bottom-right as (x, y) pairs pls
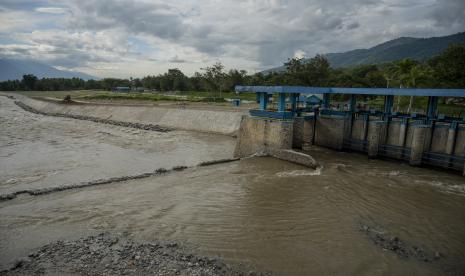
(234, 85), (465, 175)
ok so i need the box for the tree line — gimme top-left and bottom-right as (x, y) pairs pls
(1, 44), (463, 92)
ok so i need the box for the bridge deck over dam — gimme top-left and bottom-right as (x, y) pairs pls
(234, 85), (465, 175)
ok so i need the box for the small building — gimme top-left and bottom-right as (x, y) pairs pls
(307, 94), (323, 105)
(297, 94), (322, 107)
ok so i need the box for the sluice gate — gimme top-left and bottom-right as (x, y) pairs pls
(234, 86), (465, 175)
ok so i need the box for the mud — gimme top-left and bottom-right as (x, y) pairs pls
(0, 233), (266, 276)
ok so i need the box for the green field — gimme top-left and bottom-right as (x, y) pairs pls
(16, 90), (257, 103)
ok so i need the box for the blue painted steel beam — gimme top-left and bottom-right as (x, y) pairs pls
(278, 93), (286, 112)
(235, 85), (465, 97)
(259, 92), (268, 110)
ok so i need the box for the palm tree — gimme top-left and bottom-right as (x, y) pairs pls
(406, 65), (424, 112)
(392, 59), (416, 112)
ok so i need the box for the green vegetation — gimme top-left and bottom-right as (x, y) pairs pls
(79, 92), (227, 103)
(17, 90), (256, 104)
(1, 43), (464, 113)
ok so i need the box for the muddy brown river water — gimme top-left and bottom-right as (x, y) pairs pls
(1, 95), (465, 275)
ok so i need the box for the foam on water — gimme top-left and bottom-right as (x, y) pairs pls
(275, 166), (323, 177)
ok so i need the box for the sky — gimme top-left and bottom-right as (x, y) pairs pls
(0, 0), (464, 78)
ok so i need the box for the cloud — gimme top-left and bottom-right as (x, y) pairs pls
(1, 30), (134, 68)
(168, 55), (186, 63)
(430, 0), (465, 29)
(35, 7), (67, 14)
(66, 0), (187, 40)
(0, 0), (463, 77)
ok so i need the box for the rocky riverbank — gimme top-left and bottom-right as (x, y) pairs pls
(0, 233), (266, 276)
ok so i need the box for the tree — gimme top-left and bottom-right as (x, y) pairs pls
(201, 62), (226, 98)
(429, 43), (465, 88)
(284, 54), (330, 86)
(21, 74), (38, 90)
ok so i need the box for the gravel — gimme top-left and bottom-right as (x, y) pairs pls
(0, 233), (267, 276)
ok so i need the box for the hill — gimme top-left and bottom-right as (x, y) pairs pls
(0, 59), (97, 81)
(263, 31), (465, 73)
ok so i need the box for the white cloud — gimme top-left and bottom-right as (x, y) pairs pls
(0, 0), (463, 78)
(35, 7), (67, 14)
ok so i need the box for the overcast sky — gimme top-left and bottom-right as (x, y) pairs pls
(0, 0), (464, 78)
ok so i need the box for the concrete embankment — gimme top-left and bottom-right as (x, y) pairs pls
(12, 94), (245, 136)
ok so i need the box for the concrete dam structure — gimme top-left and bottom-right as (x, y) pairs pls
(234, 86), (465, 175)
(10, 94), (318, 169)
(14, 95), (244, 136)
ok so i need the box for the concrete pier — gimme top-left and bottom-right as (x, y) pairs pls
(235, 85), (465, 175)
(445, 122), (458, 155)
(397, 118), (408, 159)
(410, 125), (429, 166)
(367, 121), (384, 158)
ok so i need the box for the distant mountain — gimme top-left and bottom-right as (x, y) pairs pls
(263, 31), (465, 73)
(0, 59), (97, 81)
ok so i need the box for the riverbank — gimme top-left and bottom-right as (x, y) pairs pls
(1, 232), (264, 275)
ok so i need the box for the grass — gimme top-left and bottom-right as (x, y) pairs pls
(80, 92), (226, 102)
(15, 90), (256, 103)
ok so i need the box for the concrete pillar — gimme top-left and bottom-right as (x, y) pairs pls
(292, 117), (304, 148)
(445, 121), (458, 155)
(302, 118), (315, 148)
(398, 118), (408, 146)
(410, 125), (429, 166)
(367, 121), (384, 158)
(397, 117), (408, 159)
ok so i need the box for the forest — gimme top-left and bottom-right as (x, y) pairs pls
(1, 44), (463, 94)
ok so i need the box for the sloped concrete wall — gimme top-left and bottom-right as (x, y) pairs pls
(16, 95), (244, 136)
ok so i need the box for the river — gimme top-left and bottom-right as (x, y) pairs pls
(1, 95), (464, 275)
